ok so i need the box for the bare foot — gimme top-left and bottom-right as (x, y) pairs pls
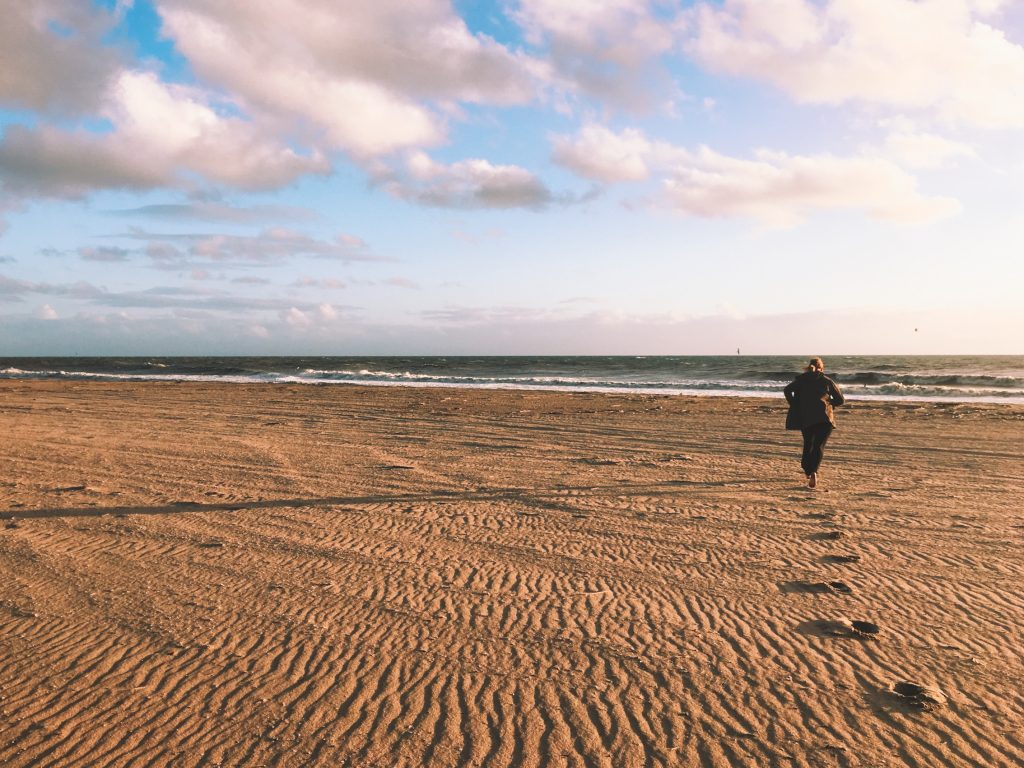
(808, 472), (817, 489)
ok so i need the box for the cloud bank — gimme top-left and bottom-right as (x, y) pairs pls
(0, 71), (327, 199)
(383, 152), (554, 210)
(553, 124), (959, 226)
(156, 0), (542, 157)
(685, 0), (1024, 127)
(0, 0), (121, 115)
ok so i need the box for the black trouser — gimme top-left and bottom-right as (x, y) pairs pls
(800, 422), (833, 475)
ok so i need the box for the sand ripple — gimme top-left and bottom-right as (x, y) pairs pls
(1, 383), (1022, 766)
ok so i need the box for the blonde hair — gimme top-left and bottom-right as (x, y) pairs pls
(805, 357), (824, 373)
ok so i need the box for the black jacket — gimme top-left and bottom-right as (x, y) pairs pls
(784, 371), (845, 430)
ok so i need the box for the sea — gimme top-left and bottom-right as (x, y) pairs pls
(2, 356), (1023, 404)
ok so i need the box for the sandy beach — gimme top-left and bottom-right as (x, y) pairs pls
(1, 381), (1022, 767)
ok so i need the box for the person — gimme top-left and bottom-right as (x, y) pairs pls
(784, 357), (845, 489)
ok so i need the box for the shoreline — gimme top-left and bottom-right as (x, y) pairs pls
(3, 376), (1024, 406)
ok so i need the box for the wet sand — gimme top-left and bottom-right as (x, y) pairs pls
(1, 381), (1022, 767)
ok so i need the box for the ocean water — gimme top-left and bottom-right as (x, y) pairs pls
(2, 356), (1023, 404)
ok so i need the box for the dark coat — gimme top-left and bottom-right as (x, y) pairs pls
(784, 371), (845, 430)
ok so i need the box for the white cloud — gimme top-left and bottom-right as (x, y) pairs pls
(420, 304), (559, 325)
(552, 125), (960, 226)
(685, 0), (1024, 127)
(663, 147), (960, 227)
(551, 124), (653, 182)
(4, 297), (1018, 355)
(292, 277), (346, 290)
(384, 152), (553, 209)
(0, 275), (36, 300)
(187, 229), (370, 263)
(112, 200), (316, 223)
(0, 123), (168, 198)
(0, 71), (327, 199)
(514, 0), (680, 109)
(38, 228), (373, 272)
(0, 275), (102, 302)
(1, 278), (351, 316)
(79, 246), (131, 262)
(122, 228), (379, 268)
(109, 72), (328, 188)
(0, 0), (120, 114)
(157, 0), (541, 157)
(880, 127), (977, 169)
(280, 307), (313, 328)
(37, 304), (59, 320)
(384, 277), (420, 290)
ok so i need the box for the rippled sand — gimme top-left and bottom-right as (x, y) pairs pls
(1, 382), (1022, 767)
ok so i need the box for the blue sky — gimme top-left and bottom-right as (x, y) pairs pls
(1, 0), (1022, 355)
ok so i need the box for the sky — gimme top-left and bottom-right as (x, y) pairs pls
(1, 0), (1022, 356)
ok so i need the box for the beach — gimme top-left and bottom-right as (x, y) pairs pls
(1, 381), (1022, 767)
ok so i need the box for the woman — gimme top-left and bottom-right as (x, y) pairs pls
(784, 357), (845, 489)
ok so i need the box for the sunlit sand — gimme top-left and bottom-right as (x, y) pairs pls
(1, 382), (1022, 766)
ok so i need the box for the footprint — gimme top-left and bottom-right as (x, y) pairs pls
(823, 554), (861, 564)
(781, 581), (853, 595)
(888, 681), (946, 709)
(801, 619), (881, 639)
(823, 581), (853, 594)
(843, 620), (880, 638)
(810, 531), (844, 541)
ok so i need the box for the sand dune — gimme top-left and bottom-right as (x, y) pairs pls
(1, 382), (1022, 767)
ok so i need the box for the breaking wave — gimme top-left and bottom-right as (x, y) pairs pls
(2, 356), (1022, 404)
